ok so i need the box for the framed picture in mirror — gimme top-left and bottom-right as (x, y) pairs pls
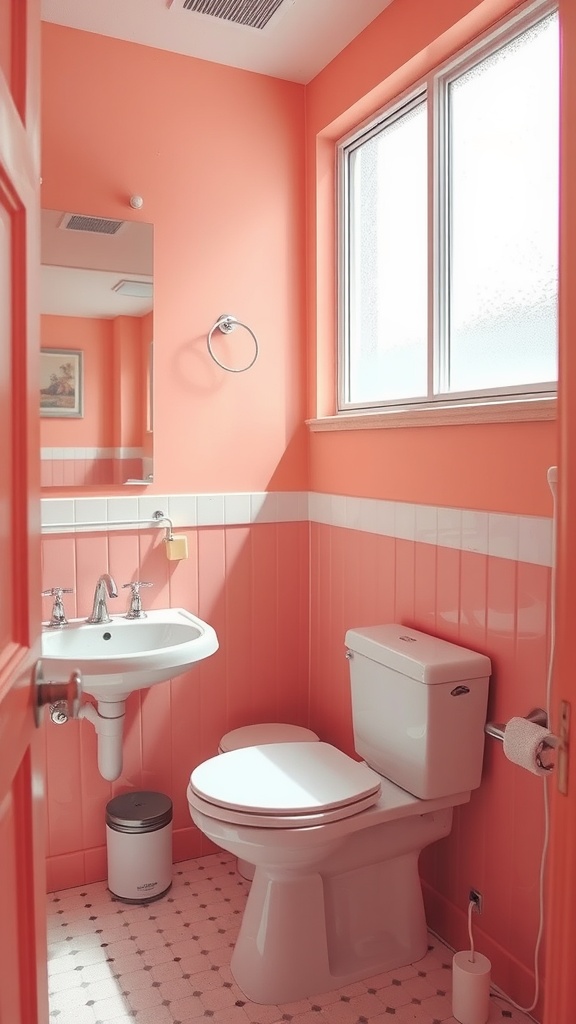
(40, 348), (83, 418)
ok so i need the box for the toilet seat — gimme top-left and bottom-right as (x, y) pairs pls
(219, 723), (319, 753)
(189, 742), (381, 828)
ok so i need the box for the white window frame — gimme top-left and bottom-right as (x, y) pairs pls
(336, 0), (559, 420)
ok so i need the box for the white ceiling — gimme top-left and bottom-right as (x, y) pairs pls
(41, 210), (153, 318)
(40, 0), (394, 84)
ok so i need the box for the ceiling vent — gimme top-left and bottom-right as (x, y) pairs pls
(112, 280), (154, 298)
(59, 213), (125, 235)
(179, 0), (286, 30)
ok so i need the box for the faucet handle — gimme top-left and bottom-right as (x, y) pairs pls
(122, 581), (153, 619)
(42, 587), (74, 628)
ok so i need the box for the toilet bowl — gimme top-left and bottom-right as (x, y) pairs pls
(188, 740), (467, 1003)
(188, 625), (491, 1004)
(217, 723), (319, 879)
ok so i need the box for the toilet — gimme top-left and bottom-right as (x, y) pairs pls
(188, 624), (491, 1005)
(217, 723), (319, 879)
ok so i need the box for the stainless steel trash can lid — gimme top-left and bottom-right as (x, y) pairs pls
(106, 791), (173, 832)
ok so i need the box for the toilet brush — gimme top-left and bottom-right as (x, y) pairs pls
(452, 899), (491, 1024)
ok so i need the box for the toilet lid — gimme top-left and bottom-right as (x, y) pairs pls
(219, 723), (319, 752)
(190, 742), (381, 817)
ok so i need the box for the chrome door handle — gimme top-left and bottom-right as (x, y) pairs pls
(33, 660), (82, 727)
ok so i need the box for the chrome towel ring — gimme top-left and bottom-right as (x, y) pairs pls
(207, 314), (259, 372)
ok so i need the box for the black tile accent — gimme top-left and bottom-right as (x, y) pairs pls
(392, 979), (402, 986)
(235, 1000), (246, 1006)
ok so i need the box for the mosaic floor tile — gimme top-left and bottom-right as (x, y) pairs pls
(46, 854), (536, 1024)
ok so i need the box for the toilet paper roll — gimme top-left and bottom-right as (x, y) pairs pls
(452, 950), (491, 1024)
(502, 717), (554, 776)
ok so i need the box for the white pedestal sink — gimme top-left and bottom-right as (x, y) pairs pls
(41, 608), (218, 779)
(42, 607), (218, 700)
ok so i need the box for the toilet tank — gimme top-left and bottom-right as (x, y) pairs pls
(345, 624), (491, 800)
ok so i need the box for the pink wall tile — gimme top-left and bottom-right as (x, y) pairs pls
(42, 517), (550, 1014)
(394, 538), (415, 624)
(308, 525), (550, 1008)
(42, 521), (310, 891)
(46, 852), (86, 894)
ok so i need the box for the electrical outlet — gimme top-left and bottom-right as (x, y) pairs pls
(469, 888), (483, 913)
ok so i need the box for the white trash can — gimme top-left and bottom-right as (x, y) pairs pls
(106, 790), (173, 903)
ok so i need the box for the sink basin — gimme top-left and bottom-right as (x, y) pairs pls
(41, 608), (219, 701)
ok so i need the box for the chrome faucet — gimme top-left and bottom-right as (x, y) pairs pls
(87, 573), (118, 624)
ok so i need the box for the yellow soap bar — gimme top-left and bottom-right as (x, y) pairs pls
(165, 535), (188, 561)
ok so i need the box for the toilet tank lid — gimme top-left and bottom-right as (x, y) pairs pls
(345, 625), (491, 685)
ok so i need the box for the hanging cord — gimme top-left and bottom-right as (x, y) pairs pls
(489, 472), (557, 1016)
(467, 899), (476, 962)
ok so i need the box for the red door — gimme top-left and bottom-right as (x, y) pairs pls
(0, 2), (46, 1022)
(543, 0), (576, 1020)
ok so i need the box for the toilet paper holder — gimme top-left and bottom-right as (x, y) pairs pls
(485, 707), (558, 749)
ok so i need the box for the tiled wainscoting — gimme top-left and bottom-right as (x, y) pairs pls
(41, 491), (553, 1013)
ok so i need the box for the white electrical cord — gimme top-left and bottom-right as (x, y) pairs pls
(489, 468), (557, 1015)
(467, 899), (476, 962)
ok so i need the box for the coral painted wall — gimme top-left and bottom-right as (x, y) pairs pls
(40, 22), (308, 496)
(39, 0), (566, 1016)
(305, 0), (557, 516)
(303, 0), (560, 1014)
(41, 315), (115, 448)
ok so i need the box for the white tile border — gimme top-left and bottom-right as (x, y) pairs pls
(40, 491), (554, 566)
(41, 447), (144, 460)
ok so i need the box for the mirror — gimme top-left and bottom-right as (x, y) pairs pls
(40, 209), (153, 489)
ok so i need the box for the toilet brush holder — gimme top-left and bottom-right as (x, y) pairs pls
(452, 950), (491, 1024)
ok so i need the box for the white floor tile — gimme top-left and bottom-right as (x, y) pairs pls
(46, 853), (536, 1024)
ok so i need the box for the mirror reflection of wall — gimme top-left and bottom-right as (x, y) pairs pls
(40, 210), (153, 489)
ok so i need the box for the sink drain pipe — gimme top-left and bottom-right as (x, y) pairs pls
(79, 701), (126, 781)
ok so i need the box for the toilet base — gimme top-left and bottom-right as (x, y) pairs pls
(236, 857), (255, 881)
(231, 850), (428, 1004)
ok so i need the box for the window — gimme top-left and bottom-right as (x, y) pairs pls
(338, 4), (559, 414)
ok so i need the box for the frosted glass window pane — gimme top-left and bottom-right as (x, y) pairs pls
(348, 100), (427, 404)
(447, 13), (558, 393)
